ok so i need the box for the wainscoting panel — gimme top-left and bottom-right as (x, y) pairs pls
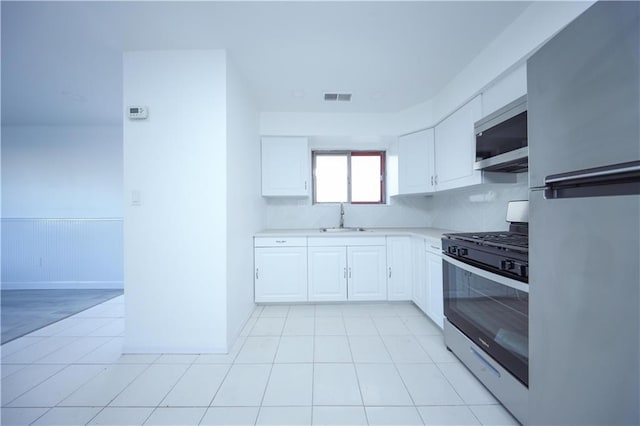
(1, 218), (123, 289)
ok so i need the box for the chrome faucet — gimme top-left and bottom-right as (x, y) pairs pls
(339, 203), (345, 228)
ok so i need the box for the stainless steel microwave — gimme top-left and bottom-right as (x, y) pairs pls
(474, 95), (528, 173)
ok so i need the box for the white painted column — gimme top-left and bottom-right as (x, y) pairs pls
(123, 50), (228, 353)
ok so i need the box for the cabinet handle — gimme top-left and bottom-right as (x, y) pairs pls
(389, 267), (392, 278)
(256, 268), (259, 279)
(305, 181), (307, 190)
(435, 175), (438, 185)
(349, 268), (352, 279)
(431, 176), (434, 186)
(275, 240), (286, 244)
(344, 267), (347, 279)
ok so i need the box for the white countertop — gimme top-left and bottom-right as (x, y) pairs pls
(255, 227), (456, 241)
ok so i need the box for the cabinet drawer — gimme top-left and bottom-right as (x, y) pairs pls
(308, 236), (386, 247)
(255, 237), (307, 247)
(426, 238), (442, 254)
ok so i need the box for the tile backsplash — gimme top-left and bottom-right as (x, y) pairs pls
(265, 196), (433, 229)
(264, 173), (528, 232)
(427, 173), (529, 232)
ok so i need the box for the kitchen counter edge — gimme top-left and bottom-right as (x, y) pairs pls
(254, 227), (455, 242)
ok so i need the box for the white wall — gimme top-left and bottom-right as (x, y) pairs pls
(1, 125), (124, 289)
(1, 126), (122, 218)
(123, 50), (228, 353)
(260, 112), (397, 138)
(225, 58), (264, 347)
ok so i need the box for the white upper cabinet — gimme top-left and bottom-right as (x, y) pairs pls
(398, 128), (436, 194)
(434, 95), (483, 191)
(386, 138), (399, 197)
(482, 64), (527, 117)
(261, 136), (309, 196)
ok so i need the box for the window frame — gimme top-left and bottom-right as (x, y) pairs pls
(312, 150), (386, 205)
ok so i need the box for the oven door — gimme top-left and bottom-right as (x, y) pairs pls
(443, 255), (529, 386)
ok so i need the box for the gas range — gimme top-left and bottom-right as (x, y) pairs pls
(442, 223), (529, 283)
(442, 201), (530, 424)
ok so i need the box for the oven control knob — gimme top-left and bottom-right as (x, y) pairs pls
(500, 260), (515, 271)
(458, 248), (468, 256)
(448, 246), (458, 255)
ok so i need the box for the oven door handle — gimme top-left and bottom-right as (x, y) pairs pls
(443, 256), (529, 293)
(470, 347), (501, 378)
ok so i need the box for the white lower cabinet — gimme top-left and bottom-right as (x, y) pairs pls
(411, 237), (445, 329)
(254, 234), (440, 308)
(386, 236), (412, 301)
(347, 246), (387, 301)
(254, 246), (308, 302)
(426, 243), (444, 329)
(308, 237), (387, 302)
(411, 237), (427, 313)
(307, 246), (348, 302)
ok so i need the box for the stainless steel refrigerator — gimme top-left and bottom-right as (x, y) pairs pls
(528, 1), (639, 425)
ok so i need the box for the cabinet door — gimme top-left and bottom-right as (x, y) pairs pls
(348, 246), (387, 301)
(426, 250), (444, 329)
(398, 129), (435, 194)
(482, 64), (527, 117)
(261, 136), (309, 196)
(386, 237), (412, 301)
(308, 246), (347, 302)
(411, 238), (427, 313)
(386, 138), (399, 197)
(255, 247), (307, 302)
(434, 96), (482, 191)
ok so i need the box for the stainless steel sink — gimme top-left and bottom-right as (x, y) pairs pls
(320, 227), (367, 233)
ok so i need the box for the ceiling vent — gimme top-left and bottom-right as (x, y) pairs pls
(324, 92), (352, 102)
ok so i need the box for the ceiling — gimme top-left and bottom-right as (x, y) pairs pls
(1, 1), (533, 126)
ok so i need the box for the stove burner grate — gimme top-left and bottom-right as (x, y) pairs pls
(448, 232), (529, 252)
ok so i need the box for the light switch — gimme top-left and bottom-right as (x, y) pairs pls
(131, 190), (141, 206)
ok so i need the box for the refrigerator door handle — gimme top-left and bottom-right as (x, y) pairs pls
(545, 161), (640, 184)
(544, 160), (640, 199)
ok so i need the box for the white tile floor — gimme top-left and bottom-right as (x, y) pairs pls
(0, 297), (520, 425)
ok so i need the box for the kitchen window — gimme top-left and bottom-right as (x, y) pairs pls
(313, 151), (385, 204)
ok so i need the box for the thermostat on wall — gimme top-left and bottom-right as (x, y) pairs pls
(127, 106), (148, 119)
